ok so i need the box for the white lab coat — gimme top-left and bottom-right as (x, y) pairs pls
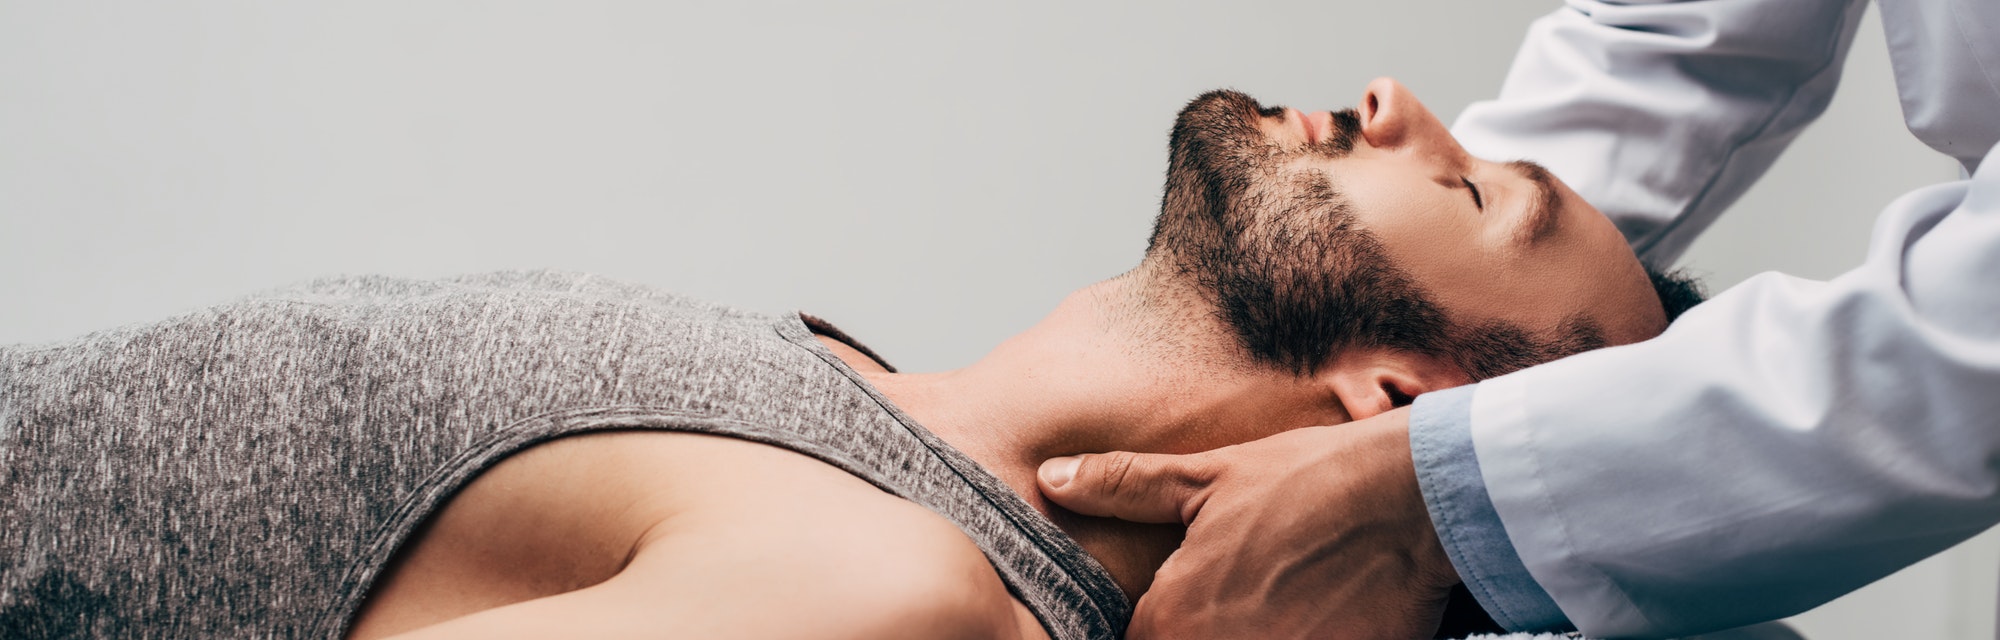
(1443, 0), (2000, 636)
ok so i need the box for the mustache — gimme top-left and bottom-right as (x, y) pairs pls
(1169, 90), (1361, 161)
(1158, 90), (1360, 258)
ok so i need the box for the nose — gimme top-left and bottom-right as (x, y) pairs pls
(1357, 77), (1464, 164)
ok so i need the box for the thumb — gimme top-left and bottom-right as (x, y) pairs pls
(1037, 451), (1212, 524)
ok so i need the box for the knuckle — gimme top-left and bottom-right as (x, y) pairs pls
(1172, 454), (1230, 523)
(1095, 451), (1140, 496)
(1182, 453), (1224, 486)
(1177, 487), (1211, 526)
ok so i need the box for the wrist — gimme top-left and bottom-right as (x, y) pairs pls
(1365, 408), (1459, 587)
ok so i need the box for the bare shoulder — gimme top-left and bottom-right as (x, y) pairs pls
(371, 431), (1048, 640)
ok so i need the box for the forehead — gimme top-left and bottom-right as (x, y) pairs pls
(1311, 155), (1667, 346)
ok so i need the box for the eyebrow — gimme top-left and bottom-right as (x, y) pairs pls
(1508, 160), (1563, 244)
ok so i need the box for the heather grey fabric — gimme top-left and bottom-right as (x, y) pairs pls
(0, 271), (1128, 639)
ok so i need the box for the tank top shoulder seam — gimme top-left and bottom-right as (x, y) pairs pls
(770, 312), (1133, 630)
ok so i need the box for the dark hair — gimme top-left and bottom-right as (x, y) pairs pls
(1648, 266), (1707, 323)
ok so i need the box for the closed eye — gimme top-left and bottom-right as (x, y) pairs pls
(1461, 177), (1484, 210)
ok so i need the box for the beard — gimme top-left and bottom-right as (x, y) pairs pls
(1146, 90), (1450, 376)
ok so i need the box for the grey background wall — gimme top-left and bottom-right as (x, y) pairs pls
(0, 2), (1980, 637)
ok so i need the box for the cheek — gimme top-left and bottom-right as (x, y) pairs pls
(1329, 164), (1474, 235)
(1321, 162), (1514, 315)
(1339, 182), (1487, 277)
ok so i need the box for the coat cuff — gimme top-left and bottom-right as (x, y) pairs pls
(1410, 385), (1572, 632)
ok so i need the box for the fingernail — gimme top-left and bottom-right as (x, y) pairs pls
(1041, 456), (1081, 488)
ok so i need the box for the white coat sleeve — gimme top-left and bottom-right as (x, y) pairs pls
(1459, 140), (2000, 638)
(1450, 0), (1871, 267)
(1412, 1), (2000, 637)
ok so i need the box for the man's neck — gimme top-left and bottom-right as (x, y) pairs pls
(826, 276), (1342, 598)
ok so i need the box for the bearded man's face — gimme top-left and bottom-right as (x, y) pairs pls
(1145, 84), (1667, 380)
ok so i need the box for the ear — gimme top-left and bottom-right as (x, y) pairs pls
(1321, 347), (1472, 421)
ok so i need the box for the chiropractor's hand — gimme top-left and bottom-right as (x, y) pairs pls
(1038, 408), (1458, 639)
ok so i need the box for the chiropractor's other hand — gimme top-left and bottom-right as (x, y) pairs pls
(1038, 408), (1458, 640)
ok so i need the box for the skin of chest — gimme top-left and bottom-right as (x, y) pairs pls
(346, 430), (1046, 640)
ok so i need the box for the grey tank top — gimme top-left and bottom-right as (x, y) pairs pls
(0, 271), (1129, 639)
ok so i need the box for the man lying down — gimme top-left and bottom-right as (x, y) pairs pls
(0, 78), (1702, 639)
